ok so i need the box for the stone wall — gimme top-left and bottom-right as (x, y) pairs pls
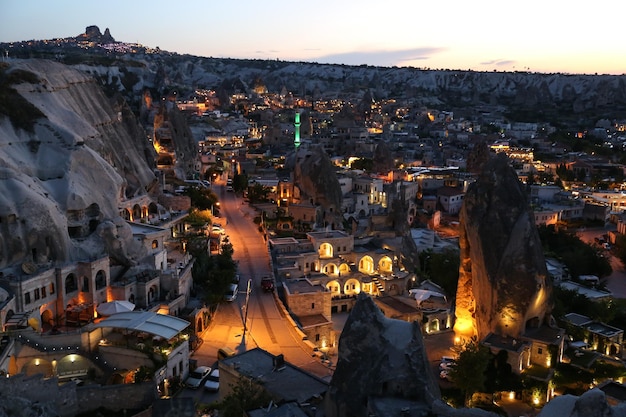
(99, 345), (155, 370)
(286, 287), (331, 319)
(159, 194), (191, 212)
(75, 381), (157, 415)
(0, 373), (156, 416)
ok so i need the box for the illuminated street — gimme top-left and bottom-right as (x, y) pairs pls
(191, 179), (333, 391)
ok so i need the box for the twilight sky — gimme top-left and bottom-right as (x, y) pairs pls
(1, 0), (625, 75)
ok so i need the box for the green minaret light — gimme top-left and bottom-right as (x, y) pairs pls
(294, 111), (301, 149)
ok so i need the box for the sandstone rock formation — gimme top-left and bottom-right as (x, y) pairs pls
(537, 388), (626, 417)
(288, 144), (343, 228)
(324, 293), (440, 417)
(454, 153), (553, 341)
(466, 140), (491, 175)
(325, 293), (502, 417)
(0, 59), (158, 270)
(81, 25), (115, 43)
(372, 141), (394, 174)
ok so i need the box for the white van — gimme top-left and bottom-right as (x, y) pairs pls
(579, 275), (599, 286)
(225, 283), (238, 302)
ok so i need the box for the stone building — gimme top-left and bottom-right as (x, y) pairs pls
(282, 278), (334, 351)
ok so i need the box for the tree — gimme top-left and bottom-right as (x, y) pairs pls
(192, 247), (237, 305)
(233, 172), (248, 193)
(218, 376), (272, 417)
(247, 183), (271, 203)
(449, 340), (492, 406)
(537, 224), (612, 278)
(350, 157), (374, 171)
(185, 186), (219, 212)
(484, 349), (522, 393)
(421, 249), (460, 297)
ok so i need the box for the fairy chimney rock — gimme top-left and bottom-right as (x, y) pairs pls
(453, 153), (553, 342)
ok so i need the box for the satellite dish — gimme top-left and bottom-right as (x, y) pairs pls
(21, 262), (36, 275)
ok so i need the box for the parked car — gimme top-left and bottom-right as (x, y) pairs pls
(440, 369), (454, 381)
(439, 356), (456, 371)
(217, 347), (235, 360)
(261, 276), (274, 292)
(203, 368), (220, 392)
(225, 283), (238, 302)
(186, 366), (211, 389)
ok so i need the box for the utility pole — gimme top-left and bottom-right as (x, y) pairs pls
(243, 279), (251, 335)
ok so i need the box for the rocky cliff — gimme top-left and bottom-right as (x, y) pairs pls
(453, 153), (552, 341)
(0, 59), (159, 270)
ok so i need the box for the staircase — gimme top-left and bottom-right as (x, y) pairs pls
(371, 276), (385, 294)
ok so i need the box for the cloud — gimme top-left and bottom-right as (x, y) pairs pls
(312, 47), (446, 67)
(480, 59), (516, 67)
(254, 49), (280, 55)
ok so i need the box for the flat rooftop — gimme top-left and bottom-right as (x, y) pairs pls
(524, 325), (565, 344)
(600, 381), (626, 401)
(558, 281), (612, 300)
(307, 230), (349, 240)
(375, 296), (419, 314)
(298, 313), (332, 329)
(284, 278), (326, 295)
(586, 322), (623, 338)
(268, 237), (300, 246)
(483, 333), (528, 353)
(221, 347), (328, 403)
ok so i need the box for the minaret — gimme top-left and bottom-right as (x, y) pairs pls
(294, 111), (301, 150)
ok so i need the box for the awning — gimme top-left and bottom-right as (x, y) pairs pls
(4, 312), (29, 328)
(93, 311), (190, 340)
(409, 289), (447, 306)
(96, 300), (135, 316)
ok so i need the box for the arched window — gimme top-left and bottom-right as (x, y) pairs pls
(152, 240), (159, 249)
(359, 256), (374, 274)
(319, 242), (333, 258)
(65, 274), (77, 294)
(325, 281), (341, 296)
(344, 279), (361, 295)
(378, 256), (393, 273)
(132, 204), (142, 222)
(324, 264), (336, 274)
(95, 270), (106, 290)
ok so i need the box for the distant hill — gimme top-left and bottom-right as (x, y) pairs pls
(2, 26), (626, 125)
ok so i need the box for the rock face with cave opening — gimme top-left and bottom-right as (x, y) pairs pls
(0, 59), (162, 270)
(453, 153), (553, 342)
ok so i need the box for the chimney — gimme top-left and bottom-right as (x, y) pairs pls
(272, 354), (285, 371)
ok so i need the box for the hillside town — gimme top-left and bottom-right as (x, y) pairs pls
(1, 26), (626, 417)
